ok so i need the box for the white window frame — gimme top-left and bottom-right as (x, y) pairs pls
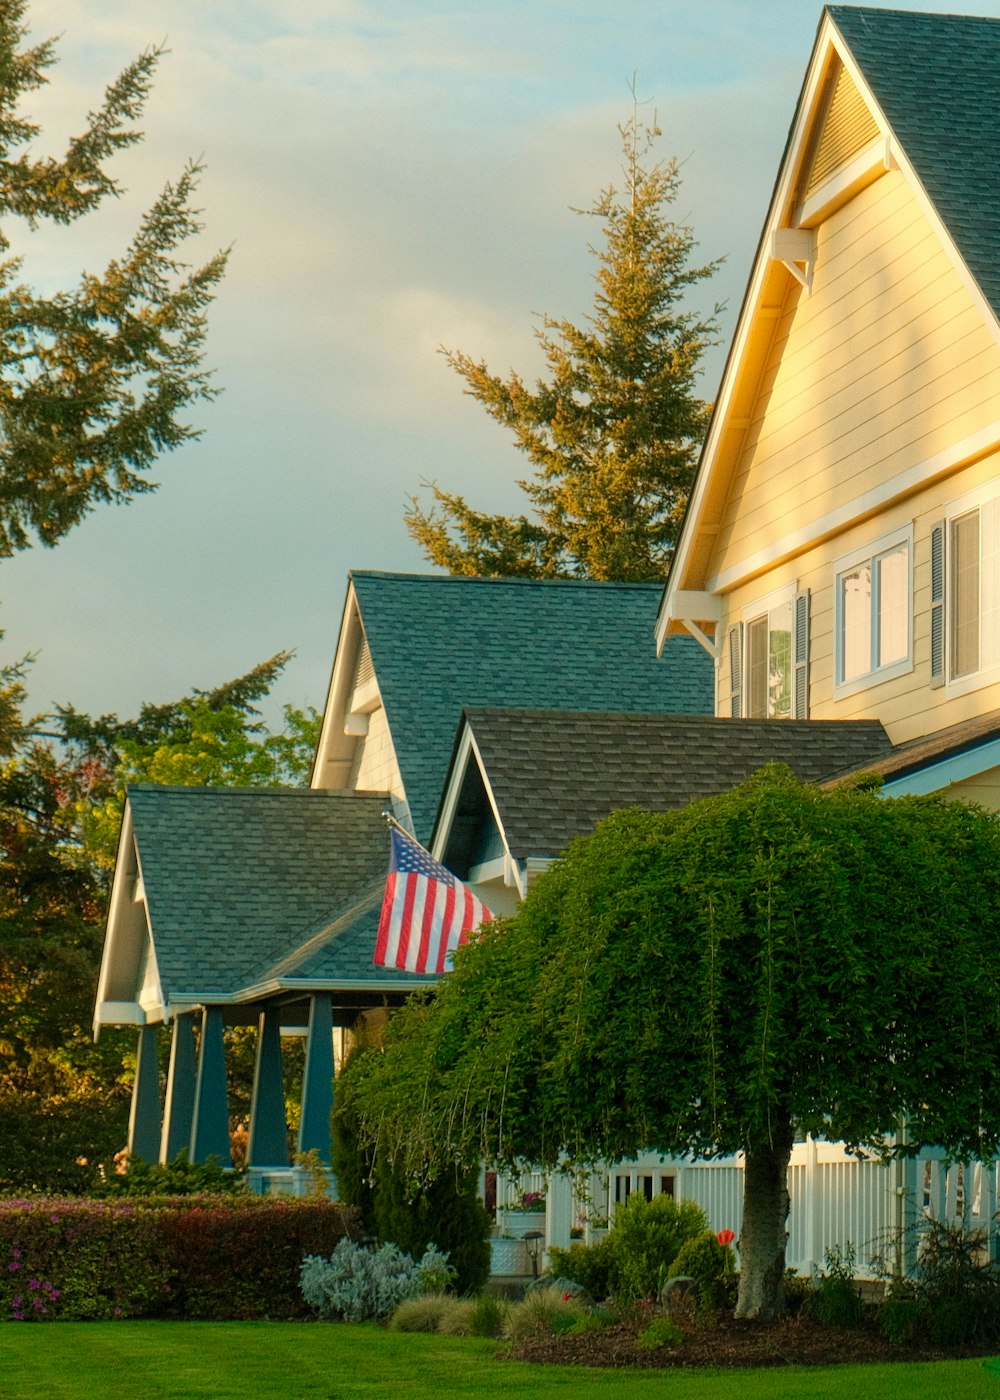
(833, 525), (913, 700)
(939, 481), (1000, 699)
(741, 583), (796, 720)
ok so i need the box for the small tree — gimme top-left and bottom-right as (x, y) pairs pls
(346, 766), (1000, 1320)
(406, 101), (721, 582)
(0, 1), (227, 557)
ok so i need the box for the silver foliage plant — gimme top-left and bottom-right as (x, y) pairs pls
(299, 1239), (454, 1322)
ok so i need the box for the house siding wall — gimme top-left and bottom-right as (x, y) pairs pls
(349, 702), (405, 804)
(711, 169), (1000, 745)
(711, 170), (1000, 590)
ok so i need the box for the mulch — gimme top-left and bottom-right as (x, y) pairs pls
(505, 1306), (997, 1370)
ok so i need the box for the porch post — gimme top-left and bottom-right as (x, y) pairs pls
(127, 1023), (162, 1163)
(160, 1011), (197, 1164)
(190, 1006), (232, 1167)
(247, 1005), (288, 1167)
(298, 992), (334, 1164)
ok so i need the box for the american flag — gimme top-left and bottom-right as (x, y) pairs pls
(374, 824), (492, 974)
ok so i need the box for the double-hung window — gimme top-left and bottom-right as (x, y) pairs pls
(726, 585), (810, 719)
(834, 527), (912, 694)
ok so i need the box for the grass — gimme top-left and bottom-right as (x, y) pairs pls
(0, 1323), (997, 1399)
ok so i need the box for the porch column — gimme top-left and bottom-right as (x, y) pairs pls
(247, 1005), (288, 1167)
(190, 1006), (232, 1167)
(160, 1012), (197, 1164)
(298, 992), (334, 1164)
(127, 1023), (162, 1163)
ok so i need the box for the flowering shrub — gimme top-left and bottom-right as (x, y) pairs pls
(300, 1240), (454, 1322)
(0, 1196), (359, 1321)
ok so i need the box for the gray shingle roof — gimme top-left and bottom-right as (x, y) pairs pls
(828, 6), (1000, 321)
(129, 785), (402, 999)
(456, 709), (893, 859)
(350, 571), (713, 842)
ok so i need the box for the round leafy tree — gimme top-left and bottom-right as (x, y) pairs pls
(347, 765), (1000, 1319)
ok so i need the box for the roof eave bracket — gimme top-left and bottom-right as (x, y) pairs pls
(770, 228), (817, 294)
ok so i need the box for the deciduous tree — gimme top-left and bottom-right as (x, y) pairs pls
(406, 104), (721, 581)
(344, 766), (1000, 1320)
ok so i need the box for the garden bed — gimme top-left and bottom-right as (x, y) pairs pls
(507, 1306), (997, 1370)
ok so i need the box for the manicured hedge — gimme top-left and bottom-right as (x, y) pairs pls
(0, 1196), (360, 1321)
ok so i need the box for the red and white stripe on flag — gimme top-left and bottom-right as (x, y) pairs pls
(374, 825), (492, 973)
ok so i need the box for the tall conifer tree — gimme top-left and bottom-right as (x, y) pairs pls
(406, 105), (721, 582)
(0, 1), (227, 556)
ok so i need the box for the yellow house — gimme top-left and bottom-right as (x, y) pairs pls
(658, 5), (1000, 806)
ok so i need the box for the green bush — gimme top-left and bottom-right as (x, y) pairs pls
(94, 1151), (246, 1197)
(637, 1314), (684, 1350)
(373, 1162), (490, 1296)
(879, 1288), (922, 1347)
(916, 1219), (1000, 1350)
(547, 1237), (618, 1300)
(334, 1049), (491, 1294)
(0, 1195), (358, 1321)
(805, 1244), (863, 1331)
(667, 1230), (735, 1315)
(612, 1194), (708, 1302)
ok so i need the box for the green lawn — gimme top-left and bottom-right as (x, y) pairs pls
(0, 1324), (997, 1400)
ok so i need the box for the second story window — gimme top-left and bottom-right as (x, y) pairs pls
(930, 487), (1000, 693)
(727, 585), (809, 719)
(834, 528), (912, 694)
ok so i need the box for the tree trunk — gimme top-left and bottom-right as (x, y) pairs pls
(735, 1118), (794, 1320)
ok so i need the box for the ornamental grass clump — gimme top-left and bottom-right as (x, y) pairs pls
(300, 1240), (454, 1322)
(503, 1286), (592, 1341)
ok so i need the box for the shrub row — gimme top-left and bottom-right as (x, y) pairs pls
(0, 1195), (360, 1321)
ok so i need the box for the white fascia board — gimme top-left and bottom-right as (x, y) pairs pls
(311, 581), (362, 790)
(879, 738), (1000, 798)
(658, 16), (845, 654)
(93, 800), (137, 1038)
(430, 724), (513, 879)
(232, 976), (441, 1003)
(94, 1001), (146, 1026)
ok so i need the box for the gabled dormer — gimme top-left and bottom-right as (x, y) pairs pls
(658, 7), (1000, 745)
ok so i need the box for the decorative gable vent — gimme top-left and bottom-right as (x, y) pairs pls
(800, 60), (880, 201)
(354, 635), (374, 691)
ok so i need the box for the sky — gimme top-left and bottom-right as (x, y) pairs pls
(4, 0), (1000, 731)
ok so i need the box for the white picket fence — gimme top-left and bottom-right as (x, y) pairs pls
(494, 1139), (1000, 1278)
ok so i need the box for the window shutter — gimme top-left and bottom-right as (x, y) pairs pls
(793, 588), (810, 718)
(929, 520), (945, 689)
(727, 623), (743, 718)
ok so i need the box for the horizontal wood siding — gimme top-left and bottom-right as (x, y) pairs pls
(717, 451), (1000, 739)
(350, 703), (405, 802)
(711, 170), (1000, 584)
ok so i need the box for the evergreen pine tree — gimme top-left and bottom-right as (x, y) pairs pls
(0, 1), (228, 556)
(406, 103), (721, 582)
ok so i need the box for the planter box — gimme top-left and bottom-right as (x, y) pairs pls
(497, 1209), (546, 1238)
(490, 1237), (530, 1276)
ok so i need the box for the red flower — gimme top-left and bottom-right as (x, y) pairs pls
(717, 1229), (736, 1247)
